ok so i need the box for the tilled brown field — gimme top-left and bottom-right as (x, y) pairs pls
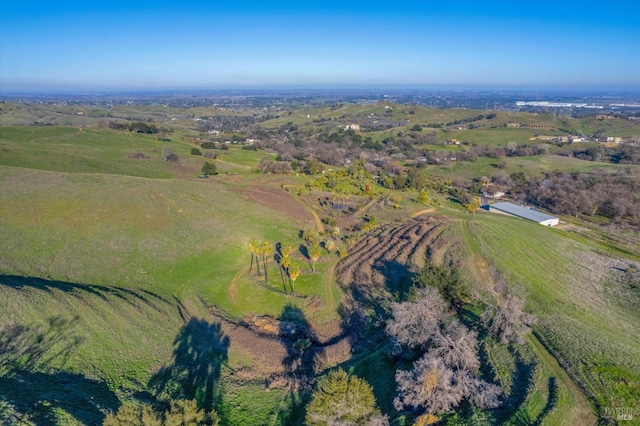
(337, 216), (459, 290)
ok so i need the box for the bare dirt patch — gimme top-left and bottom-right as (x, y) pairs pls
(207, 307), (351, 379)
(231, 186), (314, 222)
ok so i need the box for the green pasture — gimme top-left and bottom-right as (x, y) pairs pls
(425, 154), (629, 180)
(1, 117), (639, 424)
(463, 213), (640, 413)
(0, 126), (179, 178)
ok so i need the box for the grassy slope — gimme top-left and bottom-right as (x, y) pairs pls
(425, 155), (631, 180)
(0, 165), (335, 315)
(2, 115), (639, 424)
(464, 213), (640, 417)
(0, 126), (331, 423)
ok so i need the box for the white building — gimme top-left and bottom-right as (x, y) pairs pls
(487, 202), (559, 226)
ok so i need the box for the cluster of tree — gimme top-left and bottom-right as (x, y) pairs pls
(301, 229), (323, 272)
(405, 131), (438, 145)
(275, 242), (301, 292)
(386, 285), (503, 421)
(248, 239), (273, 282)
(108, 121), (168, 134)
(572, 144), (640, 165)
(523, 171), (640, 227)
(445, 113), (496, 127)
(448, 187), (481, 213)
(103, 399), (218, 426)
(197, 115), (259, 133)
(381, 166), (429, 191)
(258, 157), (292, 175)
(200, 142), (228, 150)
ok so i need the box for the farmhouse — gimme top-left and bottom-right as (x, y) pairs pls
(487, 201), (559, 226)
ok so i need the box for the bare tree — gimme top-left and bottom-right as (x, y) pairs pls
(387, 285), (503, 418)
(431, 319), (480, 371)
(394, 354), (501, 416)
(385, 286), (448, 351)
(161, 146), (178, 163)
(394, 355), (464, 414)
(482, 295), (537, 345)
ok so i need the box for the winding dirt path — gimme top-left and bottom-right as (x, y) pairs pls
(228, 267), (247, 304)
(410, 208), (435, 218)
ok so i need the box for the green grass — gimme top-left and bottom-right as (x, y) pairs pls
(464, 213), (640, 415)
(0, 161), (331, 423)
(2, 121), (639, 424)
(0, 126), (183, 178)
(425, 154), (629, 180)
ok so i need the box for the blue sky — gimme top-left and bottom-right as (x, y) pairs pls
(1, 1), (639, 91)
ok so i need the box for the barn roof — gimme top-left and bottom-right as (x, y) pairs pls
(490, 202), (558, 223)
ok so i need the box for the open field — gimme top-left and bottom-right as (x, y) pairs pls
(1, 112), (639, 424)
(425, 154), (634, 180)
(465, 213), (640, 416)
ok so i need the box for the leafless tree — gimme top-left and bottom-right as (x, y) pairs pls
(385, 286), (448, 351)
(431, 319), (480, 371)
(394, 355), (464, 414)
(482, 295), (538, 345)
(161, 146), (178, 163)
(394, 354), (502, 415)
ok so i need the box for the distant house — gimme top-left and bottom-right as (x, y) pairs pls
(345, 124), (360, 131)
(482, 189), (505, 199)
(486, 201), (559, 226)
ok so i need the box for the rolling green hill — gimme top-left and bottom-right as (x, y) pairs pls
(1, 112), (639, 425)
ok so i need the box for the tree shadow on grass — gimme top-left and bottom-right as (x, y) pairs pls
(0, 316), (118, 425)
(271, 305), (324, 425)
(375, 259), (415, 303)
(488, 346), (537, 424)
(0, 370), (119, 426)
(533, 377), (558, 425)
(148, 318), (229, 413)
(278, 305), (324, 376)
(0, 274), (171, 309)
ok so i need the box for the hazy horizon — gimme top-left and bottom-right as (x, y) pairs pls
(1, 1), (639, 93)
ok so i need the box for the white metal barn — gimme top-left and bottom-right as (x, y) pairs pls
(488, 202), (559, 226)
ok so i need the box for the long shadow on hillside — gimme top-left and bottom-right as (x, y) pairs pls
(483, 345), (537, 424)
(339, 259), (416, 355)
(533, 377), (558, 425)
(272, 305), (325, 424)
(0, 317), (118, 425)
(148, 318), (229, 412)
(333, 260), (419, 416)
(376, 259), (415, 303)
(0, 370), (119, 425)
(0, 274), (171, 309)
(279, 304), (324, 376)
